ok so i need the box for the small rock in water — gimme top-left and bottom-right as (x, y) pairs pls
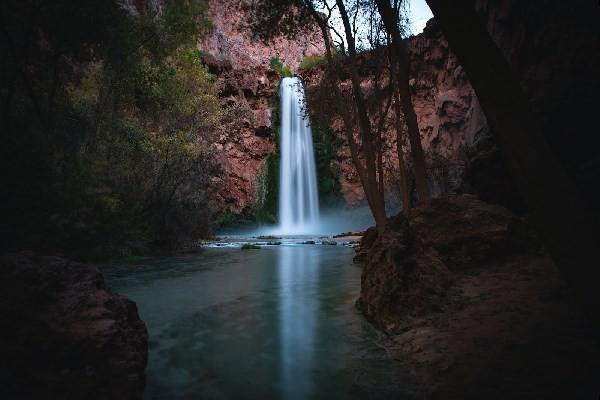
(301, 240), (315, 245)
(241, 243), (261, 250)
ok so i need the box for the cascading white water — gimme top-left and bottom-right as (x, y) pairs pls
(278, 77), (320, 234)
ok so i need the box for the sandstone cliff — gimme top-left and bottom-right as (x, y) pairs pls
(198, 0), (325, 215)
(313, 21), (485, 207)
(204, 0), (599, 220)
(203, 9), (484, 214)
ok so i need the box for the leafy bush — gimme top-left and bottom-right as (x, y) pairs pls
(0, 0), (226, 259)
(269, 56), (292, 78)
(299, 54), (327, 69)
(299, 47), (341, 70)
(312, 123), (343, 206)
(255, 152), (280, 224)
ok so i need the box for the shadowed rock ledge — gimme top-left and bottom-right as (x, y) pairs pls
(0, 252), (148, 400)
(356, 195), (600, 399)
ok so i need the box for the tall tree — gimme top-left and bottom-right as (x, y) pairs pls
(334, 0), (388, 231)
(374, 0), (431, 203)
(424, 0), (600, 329)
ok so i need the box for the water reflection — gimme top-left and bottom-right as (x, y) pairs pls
(102, 245), (416, 399)
(279, 246), (319, 399)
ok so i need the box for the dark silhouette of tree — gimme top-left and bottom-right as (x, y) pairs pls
(424, 0), (600, 329)
(0, 0), (230, 258)
(374, 0), (430, 205)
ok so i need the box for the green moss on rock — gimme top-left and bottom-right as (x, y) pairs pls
(255, 152), (279, 223)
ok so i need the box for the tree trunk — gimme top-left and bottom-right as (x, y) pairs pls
(304, 0), (388, 233)
(393, 90), (411, 216)
(374, 0), (431, 203)
(335, 0), (387, 233)
(425, 0), (600, 329)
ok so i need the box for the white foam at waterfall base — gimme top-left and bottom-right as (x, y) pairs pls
(277, 77), (320, 235)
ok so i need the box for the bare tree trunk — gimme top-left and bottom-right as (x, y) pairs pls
(425, 0), (600, 329)
(335, 0), (388, 232)
(304, 0), (388, 232)
(374, 0), (431, 203)
(393, 89), (411, 216)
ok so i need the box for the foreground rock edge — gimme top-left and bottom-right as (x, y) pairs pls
(0, 252), (148, 400)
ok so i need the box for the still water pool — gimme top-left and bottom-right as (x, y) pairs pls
(103, 244), (417, 399)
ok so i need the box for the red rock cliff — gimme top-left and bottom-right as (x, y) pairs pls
(199, 0), (325, 215)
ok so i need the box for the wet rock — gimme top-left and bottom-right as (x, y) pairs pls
(356, 195), (599, 398)
(357, 194), (537, 327)
(0, 252), (148, 400)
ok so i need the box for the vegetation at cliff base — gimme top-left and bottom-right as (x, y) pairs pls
(299, 47), (340, 70)
(269, 56), (293, 78)
(312, 123), (343, 206)
(0, 0), (230, 259)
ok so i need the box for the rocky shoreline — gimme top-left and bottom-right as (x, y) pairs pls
(355, 195), (600, 398)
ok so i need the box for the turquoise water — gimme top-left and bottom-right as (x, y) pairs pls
(103, 244), (417, 399)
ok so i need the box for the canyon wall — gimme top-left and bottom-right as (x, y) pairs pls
(202, 5), (482, 215)
(204, 0), (598, 219)
(313, 21), (485, 207)
(198, 0), (325, 215)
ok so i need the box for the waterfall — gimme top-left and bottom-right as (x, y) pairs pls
(278, 77), (320, 234)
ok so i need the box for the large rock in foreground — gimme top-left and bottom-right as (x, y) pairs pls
(0, 252), (148, 399)
(357, 195), (599, 398)
(357, 194), (537, 328)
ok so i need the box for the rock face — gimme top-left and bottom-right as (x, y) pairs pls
(206, 0), (598, 217)
(356, 195), (600, 398)
(0, 252), (148, 399)
(357, 194), (536, 327)
(202, 0), (482, 213)
(302, 24), (483, 207)
(199, 0), (324, 72)
(407, 23), (486, 196)
(199, 0), (326, 214)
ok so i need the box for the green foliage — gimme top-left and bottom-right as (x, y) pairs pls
(299, 48), (340, 70)
(255, 152), (280, 224)
(0, 0), (222, 259)
(269, 82), (282, 146)
(252, 84), (283, 225)
(299, 54), (327, 70)
(269, 56), (292, 78)
(312, 123), (343, 206)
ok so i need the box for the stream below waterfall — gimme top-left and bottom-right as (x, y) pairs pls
(103, 243), (419, 399)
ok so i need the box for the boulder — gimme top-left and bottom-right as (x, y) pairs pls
(357, 194), (537, 328)
(356, 195), (599, 398)
(0, 252), (148, 399)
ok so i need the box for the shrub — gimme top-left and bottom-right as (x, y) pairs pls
(269, 56), (292, 78)
(299, 47), (341, 70)
(299, 54), (327, 69)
